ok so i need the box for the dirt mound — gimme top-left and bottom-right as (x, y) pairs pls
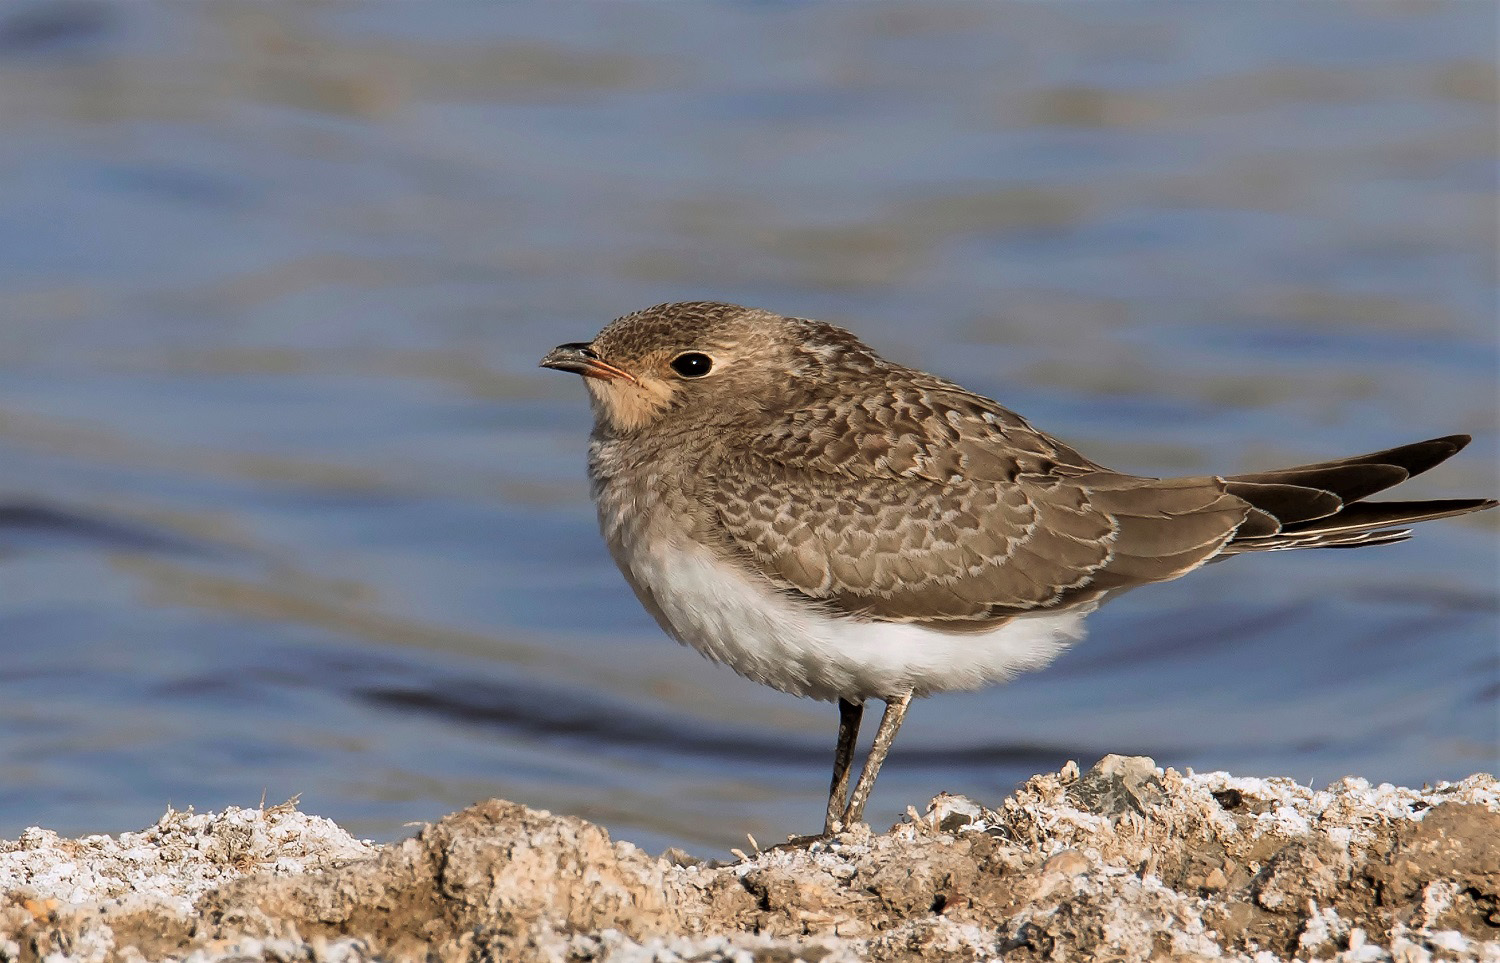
(3, 757), (1496, 962)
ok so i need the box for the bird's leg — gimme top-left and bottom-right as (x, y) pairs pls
(841, 691), (912, 827)
(824, 698), (864, 834)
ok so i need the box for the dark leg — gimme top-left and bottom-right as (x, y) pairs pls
(824, 698), (864, 834)
(841, 692), (912, 827)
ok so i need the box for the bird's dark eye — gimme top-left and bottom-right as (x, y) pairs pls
(670, 352), (714, 378)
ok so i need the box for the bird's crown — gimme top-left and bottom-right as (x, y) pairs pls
(542, 301), (879, 434)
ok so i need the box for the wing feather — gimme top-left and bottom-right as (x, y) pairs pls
(713, 457), (1244, 625)
(708, 367), (1253, 626)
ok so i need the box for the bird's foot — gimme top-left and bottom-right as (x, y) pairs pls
(765, 832), (830, 853)
(766, 818), (868, 854)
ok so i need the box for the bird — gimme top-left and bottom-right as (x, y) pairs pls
(540, 300), (1496, 837)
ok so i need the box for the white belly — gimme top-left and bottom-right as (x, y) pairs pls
(615, 531), (1090, 703)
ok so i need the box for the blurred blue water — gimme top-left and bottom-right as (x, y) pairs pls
(0, 2), (1494, 855)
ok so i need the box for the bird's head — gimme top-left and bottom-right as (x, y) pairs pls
(540, 301), (870, 434)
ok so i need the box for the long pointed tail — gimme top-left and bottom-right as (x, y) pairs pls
(1217, 435), (1495, 554)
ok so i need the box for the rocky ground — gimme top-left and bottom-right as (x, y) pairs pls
(1, 756), (1496, 963)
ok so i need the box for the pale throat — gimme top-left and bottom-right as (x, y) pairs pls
(586, 377), (677, 433)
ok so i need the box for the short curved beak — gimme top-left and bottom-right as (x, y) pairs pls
(539, 342), (637, 383)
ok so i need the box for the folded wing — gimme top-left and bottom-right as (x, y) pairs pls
(711, 417), (1493, 627)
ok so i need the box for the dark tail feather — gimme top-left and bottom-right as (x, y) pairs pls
(1218, 435), (1495, 554)
(1230, 434), (1471, 492)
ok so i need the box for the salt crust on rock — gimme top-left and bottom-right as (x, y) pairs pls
(2, 759), (1496, 963)
(0, 801), (376, 917)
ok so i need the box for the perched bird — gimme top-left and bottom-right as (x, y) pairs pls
(541, 301), (1495, 836)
